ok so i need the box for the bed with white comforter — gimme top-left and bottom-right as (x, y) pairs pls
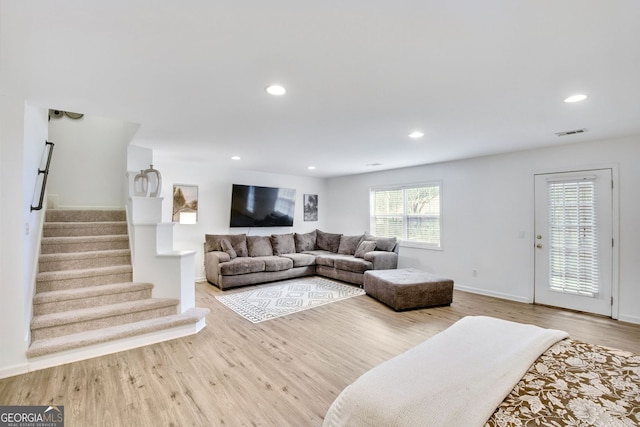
(323, 316), (640, 427)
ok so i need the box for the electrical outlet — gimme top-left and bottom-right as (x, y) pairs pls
(25, 223), (29, 235)
(472, 269), (477, 277)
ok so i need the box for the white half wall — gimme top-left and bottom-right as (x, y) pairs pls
(326, 136), (640, 324)
(150, 154), (328, 281)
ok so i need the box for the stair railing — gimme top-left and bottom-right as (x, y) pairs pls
(30, 140), (55, 212)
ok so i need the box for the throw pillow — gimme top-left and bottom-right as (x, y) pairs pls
(355, 240), (377, 258)
(205, 233), (248, 257)
(271, 233), (296, 255)
(294, 230), (317, 252)
(220, 239), (237, 259)
(204, 234), (217, 253)
(364, 234), (397, 252)
(247, 235), (274, 257)
(316, 229), (342, 253)
(234, 239), (248, 257)
(338, 234), (365, 255)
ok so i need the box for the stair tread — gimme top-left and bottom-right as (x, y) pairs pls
(42, 234), (129, 243)
(44, 221), (127, 226)
(34, 282), (153, 304)
(45, 209), (126, 222)
(37, 264), (133, 281)
(27, 307), (210, 358)
(39, 249), (131, 261)
(31, 298), (179, 329)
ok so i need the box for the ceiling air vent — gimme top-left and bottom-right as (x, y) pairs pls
(555, 128), (587, 137)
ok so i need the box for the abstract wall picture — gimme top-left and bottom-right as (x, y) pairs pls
(304, 194), (318, 221)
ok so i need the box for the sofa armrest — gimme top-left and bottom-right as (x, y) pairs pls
(364, 251), (398, 270)
(204, 251), (231, 285)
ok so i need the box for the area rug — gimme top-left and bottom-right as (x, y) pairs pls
(215, 277), (365, 323)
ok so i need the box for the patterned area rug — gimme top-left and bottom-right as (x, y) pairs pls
(215, 277), (365, 323)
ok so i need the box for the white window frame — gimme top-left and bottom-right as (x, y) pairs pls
(369, 181), (442, 250)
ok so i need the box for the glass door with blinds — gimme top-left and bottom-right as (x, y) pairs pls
(533, 169), (613, 316)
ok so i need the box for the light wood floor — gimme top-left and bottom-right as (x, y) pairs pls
(1, 281), (639, 426)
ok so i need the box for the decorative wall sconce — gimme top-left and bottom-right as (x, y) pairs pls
(48, 109), (84, 120)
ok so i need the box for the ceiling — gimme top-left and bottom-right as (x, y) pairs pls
(3, 1), (640, 178)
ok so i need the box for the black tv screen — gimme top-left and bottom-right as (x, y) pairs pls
(229, 184), (296, 227)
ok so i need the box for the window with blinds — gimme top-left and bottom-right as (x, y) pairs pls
(370, 183), (441, 248)
(547, 178), (599, 296)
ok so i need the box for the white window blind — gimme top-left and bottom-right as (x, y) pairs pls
(370, 183), (441, 247)
(547, 178), (599, 296)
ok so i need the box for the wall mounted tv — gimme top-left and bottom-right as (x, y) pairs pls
(229, 184), (296, 227)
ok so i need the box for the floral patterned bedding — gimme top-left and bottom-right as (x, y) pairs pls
(486, 339), (640, 426)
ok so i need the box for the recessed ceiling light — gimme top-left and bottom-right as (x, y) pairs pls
(408, 131), (424, 139)
(307, 166), (316, 170)
(265, 85), (286, 96)
(564, 94), (587, 103)
(366, 163), (382, 167)
(231, 156), (240, 160)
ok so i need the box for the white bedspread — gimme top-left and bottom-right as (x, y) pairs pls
(323, 316), (569, 427)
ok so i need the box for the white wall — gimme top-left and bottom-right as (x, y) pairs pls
(326, 136), (640, 324)
(152, 154), (328, 280)
(0, 98), (49, 378)
(22, 105), (50, 343)
(47, 115), (139, 208)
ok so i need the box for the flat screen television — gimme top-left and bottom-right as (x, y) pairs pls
(229, 184), (296, 227)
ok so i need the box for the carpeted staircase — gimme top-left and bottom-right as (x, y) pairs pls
(27, 209), (208, 359)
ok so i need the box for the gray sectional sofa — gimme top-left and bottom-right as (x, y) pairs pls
(204, 230), (399, 290)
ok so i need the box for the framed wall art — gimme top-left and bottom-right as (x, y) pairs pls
(172, 184), (198, 224)
(304, 194), (318, 221)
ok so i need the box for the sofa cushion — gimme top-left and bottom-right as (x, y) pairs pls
(271, 233), (296, 255)
(315, 253), (355, 268)
(205, 233), (248, 257)
(261, 256), (294, 272)
(355, 240), (377, 258)
(334, 257), (373, 273)
(280, 253), (316, 267)
(364, 234), (397, 252)
(338, 234), (365, 255)
(220, 239), (237, 259)
(204, 234), (220, 252)
(315, 255), (336, 267)
(247, 235), (274, 257)
(294, 230), (316, 252)
(301, 250), (334, 257)
(219, 257), (265, 275)
(316, 229), (342, 253)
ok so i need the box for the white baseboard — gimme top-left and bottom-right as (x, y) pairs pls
(618, 314), (640, 325)
(454, 284), (531, 304)
(0, 362), (30, 381)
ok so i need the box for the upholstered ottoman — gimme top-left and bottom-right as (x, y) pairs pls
(363, 268), (454, 311)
